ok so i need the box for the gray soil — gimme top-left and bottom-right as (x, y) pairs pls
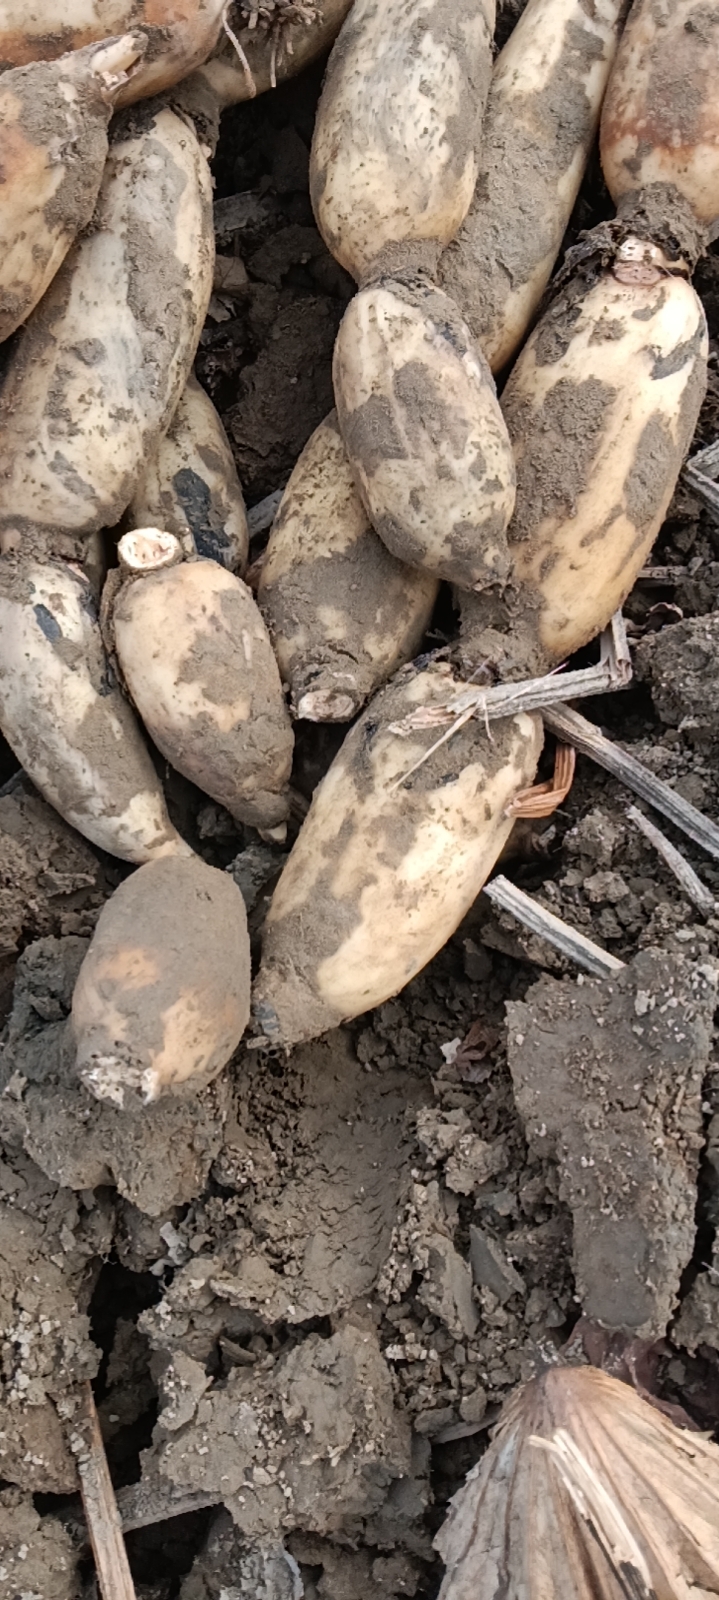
(3, 7), (719, 1595)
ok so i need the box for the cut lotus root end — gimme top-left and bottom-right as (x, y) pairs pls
(91, 32), (147, 97)
(613, 234), (686, 286)
(117, 528), (185, 574)
(506, 742), (576, 819)
(296, 686), (359, 722)
(258, 823), (288, 844)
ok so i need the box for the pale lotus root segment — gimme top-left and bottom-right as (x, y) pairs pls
(601, 0), (719, 228)
(310, 0), (496, 282)
(500, 255), (708, 670)
(109, 547), (294, 832)
(0, 559), (188, 862)
(438, 0), (628, 373)
(252, 664), (542, 1049)
(334, 278), (516, 589)
(129, 374), (249, 573)
(0, 105), (214, 548)
(0, 34), (147, 344)
(72, 855), (251, 1107)
(0, 1), (228, 106)
(199, 0), (354, 107)
(258, 411), (438, 721)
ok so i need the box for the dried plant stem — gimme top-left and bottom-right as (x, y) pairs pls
(543, 704), (719, 862)
(387, 701), (477, 794)
(115, 1481), (220, 1534)
(387, 614), (631, 793)
(60, 1481), (221, 1547)
(626, 805), (716, 913)
(683, 438), (719, 523)
(637, 564), (691, 583)
(68, 1383), (137, 1600)
(507, 744), (576, 819)
(483, 875), (625, 978)
(247, 486), (285, 535)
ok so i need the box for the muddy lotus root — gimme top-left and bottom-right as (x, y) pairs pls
(0, 102), (214, 549)
(0, 557), (187, 862)
(438, 0), (627, 373)
(436, 1365), (719, 1598)
(488, 241), (708, 676)
(129, 374), (249, 572)
(0, 33), (147, 343)
(258, 411), (438, 720)
(199, 0), (354, 106)
(253, 663), (542, 1048)
(0, 1), (227, 106)
(109, 531), (294, 833)
(334, 276), (516, 590)
(310, 0), (495, 282)
(601, 0), (719, 231)
(72, 854), (251, 1106)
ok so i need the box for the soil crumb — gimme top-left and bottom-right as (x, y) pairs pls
(636, 613), (719, 735)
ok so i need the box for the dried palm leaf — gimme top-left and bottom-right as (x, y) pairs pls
(436, 1365), (719, 1600)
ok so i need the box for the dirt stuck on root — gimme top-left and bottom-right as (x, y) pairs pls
(3, 7), (719, 1597)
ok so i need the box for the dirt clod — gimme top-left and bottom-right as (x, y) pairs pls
(636, 613), (719, 735)
(0, 1143), (108, 1491)
(0, 1487), (78, 1600)
(150, 1322), (416, 1544)
(507, 949), (717, 1338)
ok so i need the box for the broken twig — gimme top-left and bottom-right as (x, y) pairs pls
(247, 486), (285, 536)
(626, 805), (716, 914)
(115, 1480), (220, 1534)
(637, 564), (693, 584)
(543, 704), (719, 863)
(66, 1382), (137, 1600)
(683, 438), (719, 523)
(483, 875), (625, 978)
(60, 1480), (221, 1547)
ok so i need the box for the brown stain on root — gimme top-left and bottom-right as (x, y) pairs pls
(602, 2), (719, 161)
(601, 1), (719, 226)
